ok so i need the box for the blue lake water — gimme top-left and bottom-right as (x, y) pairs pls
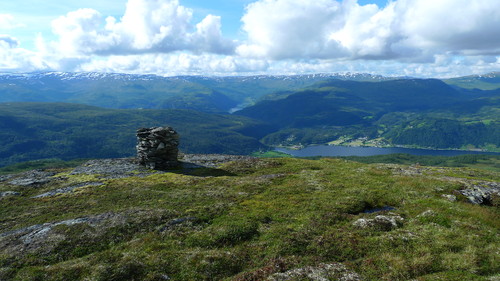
(275, 145), (500, 157)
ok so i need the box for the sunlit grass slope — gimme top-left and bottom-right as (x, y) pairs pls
(0, 157), (498, 280)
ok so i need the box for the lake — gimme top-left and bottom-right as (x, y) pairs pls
(275, 145), (500, 157)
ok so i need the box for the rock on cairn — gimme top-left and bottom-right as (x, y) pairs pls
(136, 127), (180, 170)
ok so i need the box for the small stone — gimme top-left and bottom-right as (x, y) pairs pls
(267, 263), (362, 281)
(374, 215), (403, 229)
(159, 217), (198, 232)
(441, 194), (457, 202)
(352, 218), (372, 229)
(0, 191), (21, 198)
(353, 215), (404, 231)
(417, 209), (436, 218)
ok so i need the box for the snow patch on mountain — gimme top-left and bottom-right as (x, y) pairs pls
(0, 71), (406, 83)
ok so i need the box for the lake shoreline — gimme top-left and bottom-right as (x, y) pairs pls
(275, 142), (494, 152)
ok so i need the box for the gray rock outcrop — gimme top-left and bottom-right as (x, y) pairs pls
(0, 210), (172, 257)
(458, 181), (500, 205)
(136, 127), (180, 170)
(71, 158), (160, 179)
(8, 170), (56, 186)
(31, 182), (104, 198)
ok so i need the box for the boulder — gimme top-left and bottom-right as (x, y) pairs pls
(136, 127), (180, 170)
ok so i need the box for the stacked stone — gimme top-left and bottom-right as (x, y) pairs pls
(136, 127), (180, 170)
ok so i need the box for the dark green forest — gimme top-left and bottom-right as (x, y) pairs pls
(0, 103), (272, 167)
(384, 118), (500, 148)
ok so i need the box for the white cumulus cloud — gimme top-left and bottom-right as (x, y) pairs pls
(46, 0), (235, 56)
(0, 34), (48, 72)
(395, 0), (500, 57)
(238, 0), (500, 62)
(237, 0), (348, 59)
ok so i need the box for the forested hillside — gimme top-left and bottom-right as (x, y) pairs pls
(236, 79), (500, 151)
(0, 103), (271, 167)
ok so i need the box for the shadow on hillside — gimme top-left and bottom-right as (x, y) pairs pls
(169, 161), (237, 177)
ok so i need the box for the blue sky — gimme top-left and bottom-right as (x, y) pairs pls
(0, 0), (498, 77)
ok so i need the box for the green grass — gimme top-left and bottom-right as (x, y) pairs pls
(0, 157), (498, 280)
(251, 150), (292, 158)
(336, 154), (500, 172)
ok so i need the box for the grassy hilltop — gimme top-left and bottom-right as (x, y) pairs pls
(0, 156), (498, 280)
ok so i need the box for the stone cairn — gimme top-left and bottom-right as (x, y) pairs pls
(136, 127), (180, 169)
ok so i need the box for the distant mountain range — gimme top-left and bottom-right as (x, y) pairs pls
(0, 72), (402, 113)
(1, 71), (498, 112)
(0, 72), (498, 166)
(444, 72), (500, 90)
